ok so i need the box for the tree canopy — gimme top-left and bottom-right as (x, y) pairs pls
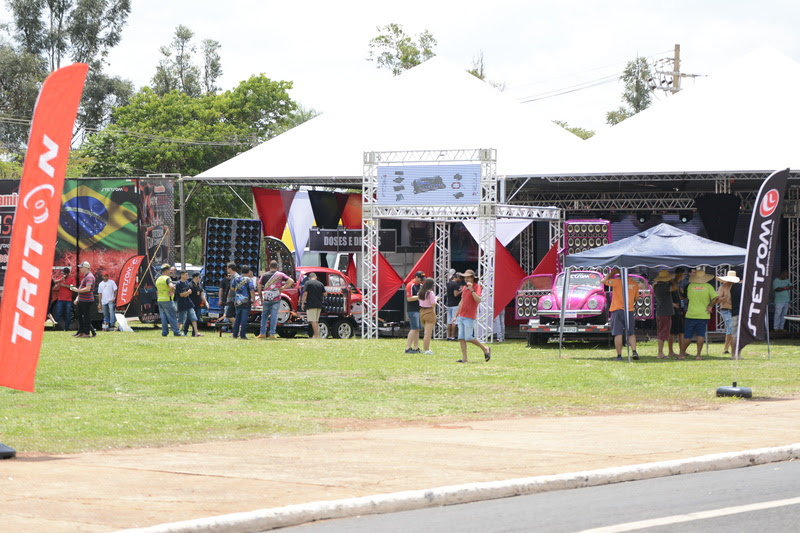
(0, 0), (133, 154)
(79, 74), (299, 243)
(367, 23), (436, 75)
(606, 56), (653, 126)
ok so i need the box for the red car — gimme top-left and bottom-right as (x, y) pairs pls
(255, 266), (362, 339)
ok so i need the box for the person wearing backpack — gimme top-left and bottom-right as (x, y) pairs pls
(231, 264), (256, 340)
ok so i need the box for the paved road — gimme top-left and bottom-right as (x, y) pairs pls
(284, 461), (800, 532)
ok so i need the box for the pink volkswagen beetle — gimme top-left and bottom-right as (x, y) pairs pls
(537, 271), (608, 324)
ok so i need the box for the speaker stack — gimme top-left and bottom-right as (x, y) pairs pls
(515, 276), (553, 320)
(203, 218), (263, 288)
(564, 219), (611, 256)
(632, 279), (654, 319)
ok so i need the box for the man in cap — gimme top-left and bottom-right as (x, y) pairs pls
(679, 267), (717, 360)
(404, 271), (425, 354)
(452, 269), (491, 363)
(70, 261), (95, 338)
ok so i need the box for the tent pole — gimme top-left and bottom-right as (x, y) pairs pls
(622, 267), (631, 362)
(765, 314), (771, 360)
(558, 267), (571, 358)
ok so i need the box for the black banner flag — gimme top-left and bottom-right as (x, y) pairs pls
(737, 168), (790, 354)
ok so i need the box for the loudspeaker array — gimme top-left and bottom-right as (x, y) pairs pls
(203, 218), (263, 287)
(564, 220), (611, 255)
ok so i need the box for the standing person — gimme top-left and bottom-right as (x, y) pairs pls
(183, 272), (207, 335)
(97, 272), (118, 331)
(445, 270), (463, 341)
(452, 269), (491, 363)
(652, 270), (676, 359)
(232, 265), (256, 340)
(301, 272), (325, 339)
(175, 271), (203, 337)
(54, 266), (76, 331)
(679, 267), (717, 360)
(772, 270), (792, 332)
(730, 271), (744, 359)
(669, 268), (686, 357)
(257, 260), (294, 339)
(218, 268), (235, 324)
(156, 263), (183, 337)
(70, 261), (96, 338)
(713, 270), (740, 354)
(418, 278), (437, 354)
(404, 271), (424, 354)
(602, 268), (640, 361)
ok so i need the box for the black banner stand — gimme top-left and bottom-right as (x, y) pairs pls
(0, 443), (15, 459)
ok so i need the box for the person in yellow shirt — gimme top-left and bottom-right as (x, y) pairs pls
(602, 268), (639, 361)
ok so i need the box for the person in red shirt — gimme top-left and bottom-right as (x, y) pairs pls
(451, 269), (491, 363)
(53, 266), (76, 331)
(602, 268), (640, 361)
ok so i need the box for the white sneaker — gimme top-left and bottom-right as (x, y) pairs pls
(423, 350), (434, 355)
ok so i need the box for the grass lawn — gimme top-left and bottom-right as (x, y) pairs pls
(1, 329), (798, 453)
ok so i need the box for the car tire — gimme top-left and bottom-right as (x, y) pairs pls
(332, 318), (355, 339)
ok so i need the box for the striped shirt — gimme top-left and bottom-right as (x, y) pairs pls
(78, 272), (95, 302)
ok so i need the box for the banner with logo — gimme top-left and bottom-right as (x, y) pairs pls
(137, 178), (174, 323)
(0, 63), (88, 392)
(737, 168), (790, 354)
(55, 178), (139, 286)
(117, 255), (145, 307)
(0, 180), (20, 290)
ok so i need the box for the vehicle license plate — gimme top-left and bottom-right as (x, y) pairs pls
(208, 312), (219, 319)
(562, 326), (578, 333)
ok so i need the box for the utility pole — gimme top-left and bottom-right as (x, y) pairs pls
(651, 44), (702, 95)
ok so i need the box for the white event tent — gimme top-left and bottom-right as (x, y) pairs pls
(531, 46), (800, 177)
(196, 57), (583, 182)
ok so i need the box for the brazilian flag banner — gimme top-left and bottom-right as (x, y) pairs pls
(58, 179), (138, 251)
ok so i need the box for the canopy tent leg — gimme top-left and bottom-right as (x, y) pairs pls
(622, 267), (632, 362)
(557, 267), (572, 358)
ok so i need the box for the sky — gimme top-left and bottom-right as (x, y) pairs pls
(9, 1), (800, 133)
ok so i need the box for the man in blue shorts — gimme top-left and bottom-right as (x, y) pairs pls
(680, 267), (717, 360)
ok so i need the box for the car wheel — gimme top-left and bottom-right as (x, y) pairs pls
(332, 318), (355, 339)
(317, 320), (330, 339)
(277, 299), (291, 324)
(277, 329), (297, 338)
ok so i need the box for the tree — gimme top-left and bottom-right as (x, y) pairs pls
(606, 56), (653, 126)
(201, 39), (222, 95)
(367, 23), (436, 75)
(553, 120), (595, 140)
(80, 75), (298, 243)
(467, 50), (506, 91)
(152, 26), (223, 97)
(1, 0), (133, 152)
(0, 42), (45, 151)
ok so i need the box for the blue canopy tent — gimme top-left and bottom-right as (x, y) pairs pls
(559, 223), (747, 360)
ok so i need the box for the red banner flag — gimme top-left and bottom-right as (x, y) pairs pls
(116, 255), (145, 307)
(0, 63), (88, 392)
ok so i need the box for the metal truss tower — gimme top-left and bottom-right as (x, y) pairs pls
(361, 149), (560, 342)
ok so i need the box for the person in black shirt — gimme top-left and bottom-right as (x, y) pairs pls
(182, 272), (207, 335)
(445, 270), (464, 341)
(301, 272), (326, 339)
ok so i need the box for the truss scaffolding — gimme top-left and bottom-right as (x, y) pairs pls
(361, 149), (560, 341)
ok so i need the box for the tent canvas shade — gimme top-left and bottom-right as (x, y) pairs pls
(559, 223), (746, 361)
(564, 223), (746, 269)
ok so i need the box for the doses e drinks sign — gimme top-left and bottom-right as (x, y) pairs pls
(376, 164), (481, 206)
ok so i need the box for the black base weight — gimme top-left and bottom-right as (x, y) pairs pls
(716, 381), (753, 398)
(0, 443), (16, 459)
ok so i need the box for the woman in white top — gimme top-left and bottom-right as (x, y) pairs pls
(417, 278), (437, 354)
